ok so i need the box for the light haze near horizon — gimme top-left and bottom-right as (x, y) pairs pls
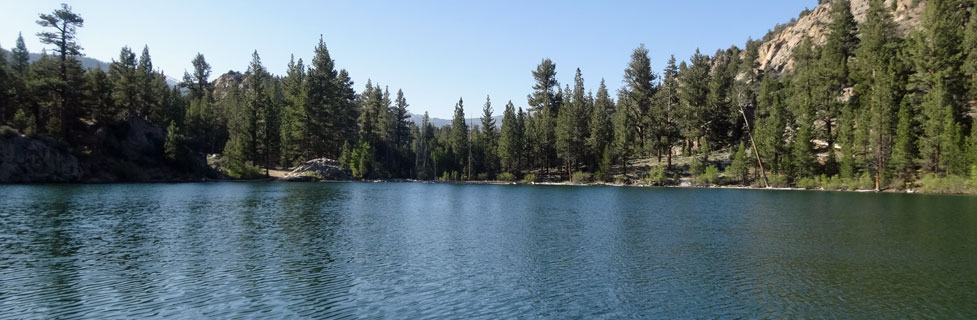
(1, 0), (812, 119)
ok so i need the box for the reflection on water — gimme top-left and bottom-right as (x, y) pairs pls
(1, 183), (976, 318)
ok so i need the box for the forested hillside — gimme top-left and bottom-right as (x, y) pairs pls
(1, 1), (976, 192)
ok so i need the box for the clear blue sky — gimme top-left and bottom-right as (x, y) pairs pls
(1, 0), (813, 118)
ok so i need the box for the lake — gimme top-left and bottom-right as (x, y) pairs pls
(1, 182), (976, 318)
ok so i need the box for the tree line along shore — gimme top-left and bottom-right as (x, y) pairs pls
(1, 1), (977, 194)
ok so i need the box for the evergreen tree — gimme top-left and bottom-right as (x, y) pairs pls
(527, 58), (560, 171)
(449, 97), (469, 177)
(788, 37), (819, 179)
(480, 95), (499, 178)
(556, 68), (588, 177)
(678, 49), (711, 153)
(587, 79), (614, 169)
(182, 53), (212, 101)
(136, 45), (162, 121)
(36, 3), (84, 140)
(755, 74), (788, 174)
(0, 42), (9, 123)
(705, 48), (737, 146)
(498, 100), (522, 174)
(890, 100), (917, 185)
(11, 33), (31, 75)
(110, 47), (138, 117)
(912, 0), (968, 173)
(653, 56), (680, 168)
(26, 51), (63, 135)
(83, 67), (114, 123)
(854, 0), (902, 189)
(622, 44), (657, 152)
(728, 142), (751, 185)
(305, 37), (340, 158)
(280, 55), (306, 167)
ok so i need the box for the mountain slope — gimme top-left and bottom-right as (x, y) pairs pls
(757, 0), (925, 73)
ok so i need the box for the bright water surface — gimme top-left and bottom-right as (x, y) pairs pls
(1, 182), (976, 318)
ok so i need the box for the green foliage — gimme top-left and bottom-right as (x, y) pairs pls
(594, 146), (614, 182)
(571, 171), (591, 184)
(727, 142), (751, 185)
(689, 155), (706, 177)
(767, 174), (790, 188)
(12, 109), (31, 134)
(918, 174), (976, 194)
(350, 141), (377, 179)
(497, 172), (516, 182)
(643, 165), (671, 186)
(522, 173), (538, 183)
(700, 165), (720, 185)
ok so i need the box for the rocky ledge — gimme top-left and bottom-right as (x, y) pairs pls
(281, 158), (354, 182)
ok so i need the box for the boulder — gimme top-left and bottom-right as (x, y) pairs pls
(281, 158), (354, 181)
(0, 134), (82, 183)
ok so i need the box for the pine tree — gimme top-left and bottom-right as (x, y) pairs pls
(450, 97), (469, 177)
(110, 47), (139, 117)
(182, 53), (212, 101)
(678, 49), (711, 153)
(705, 48), (737, 146)
(480, 95), (499, 178)
(36, 3), (84, 140)
(653, 56), (680, 168)
(728, 142), (751, 185)
(527, 58), (560, 171)
(306, 36), (341, 158)
(136, 45), (162, 120)
(280, 55), (306, 167)
(622, 45), (657, 152)
(83, 67), (114, 123)
(587, 79), (614, 169)
(788, 37), (819, 179)
(27, 52), (60, 135)
(498, 100), (522, 174)
(890, 100), (917, 185)
(854, 0), (902, 189)
(913, 0), (968, 173)
(11, 33), (31, 75)
(556, 68), (588, 177)
(0, 41), (9, 123)
(755, 74), (788, 174)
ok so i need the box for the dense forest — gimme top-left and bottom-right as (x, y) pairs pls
(2, 1), (977, 192)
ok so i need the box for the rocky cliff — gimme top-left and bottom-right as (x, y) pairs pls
(1, 116), (214, 183)
(757, 0), (925, 73)
(0, 133), (82, 183)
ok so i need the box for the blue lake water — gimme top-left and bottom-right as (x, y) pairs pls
(1, 182), (976, 318)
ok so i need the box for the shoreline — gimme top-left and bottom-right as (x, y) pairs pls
(3, 177), (974, 197)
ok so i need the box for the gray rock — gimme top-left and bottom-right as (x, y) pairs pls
(0, 134), (81, 183)
(282, 158), (354, 181)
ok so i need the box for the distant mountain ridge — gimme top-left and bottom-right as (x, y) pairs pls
(408, 112), (503, 129)
(0, 49), (181, 87)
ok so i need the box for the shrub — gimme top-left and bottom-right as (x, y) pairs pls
(522, 173), (538, 183)
(856, 172), (874, 190)
(12, 109), (31, 134)
(919, 174), (975, 194)
(226, 161), (263, 179)
(571, 171), (591, 184)
(796, 177), (818, 189)
(477, 173), (489, 181)
(614, 174), (627, 184)
(0, 125), (18, 138)
(767, 174), (789, 188)
(643, 165), (670, 186)
(700, 165), (720, 185)
(497, 172), (516, 182)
